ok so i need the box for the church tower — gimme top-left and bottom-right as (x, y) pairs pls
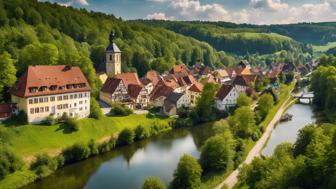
(106, 30), (121, 76)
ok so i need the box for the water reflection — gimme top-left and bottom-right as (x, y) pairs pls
(262, 104), (315, 156)
(23, 123), (215, 189)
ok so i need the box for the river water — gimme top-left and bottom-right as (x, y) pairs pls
(23, 123), (216, 189)
(262, 102), (315, 156)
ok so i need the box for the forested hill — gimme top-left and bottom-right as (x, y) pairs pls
(135, 20), (310, 56)
(0, 0), (237, 102)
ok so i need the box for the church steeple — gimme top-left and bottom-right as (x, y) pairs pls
(106, 30), (121, 76)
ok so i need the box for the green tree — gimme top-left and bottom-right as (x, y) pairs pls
(0, 52), (17, 102)
(229, 107), (259, 140)
(200, 131), (235, 172)
(237, 93), (252, 107)
(196, 83), (218, 122)
(90, 98), (103, 119)
(256, 94), (274, 120)
(142, 176), (166, 189)
(117, 128), (135, 146)
(171, 154), (202, 189)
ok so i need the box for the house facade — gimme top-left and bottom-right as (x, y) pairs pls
(163, 92), (189, 116)
(216, 85), (240, 111)
(11, 65), (91, 124)
(187, 83), (203, 107)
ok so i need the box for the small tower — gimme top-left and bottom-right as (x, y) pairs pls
(106, 30), (121, 76)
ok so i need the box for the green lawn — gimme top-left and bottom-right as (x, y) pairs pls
(1, 114), (171, 159)
(312, 42), (336, 52)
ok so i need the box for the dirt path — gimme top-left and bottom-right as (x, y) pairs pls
(215, 98), (291, 189)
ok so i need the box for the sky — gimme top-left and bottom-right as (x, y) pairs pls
(41, 0), (336, 24)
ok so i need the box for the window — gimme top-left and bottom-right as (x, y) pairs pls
(110, 54), (112, 61)
(74, 94), (77, 99)
(50, 97), (55, 102)
(44, 97), (49, 102)
(57, 96), (62, 101)
(29, 99), (33, 104)
(30, 108), (34, 114)
(63, 95), (68, 100)
(34, 98), (38, 104)
(74, 103), (77, 107)
(40, 107), (44, 113)
(79, 101), (83, 105)
(39, 98), (43, 103)
(70, 95), (73, 99)
(35, 107), (39, 113)
(45, 107), (49, 112)
(79, 93), (83, 98)
(79, 107), (83, 111)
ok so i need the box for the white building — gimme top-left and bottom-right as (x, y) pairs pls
(163, 92), (189, 116)
(215, 84), (240, 111)
(11, 65), (91, 124)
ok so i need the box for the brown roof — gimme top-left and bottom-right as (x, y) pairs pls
(101, 78), (122, 94)
(142, 70), (160, 86)
(150, 82), (174, 100)
(128, 84), (144, 99)
(11, 65), (91, 98)
(203, 74), (217, 84)
(189, 83), (203, 93)
(170, 64), (190, 75)
(225, 68), (237, 78)
(216, 69), (229, 78)
(233, 75), (256, 86)
(115, 73), (141, 89)
(216, 85), (235, 101)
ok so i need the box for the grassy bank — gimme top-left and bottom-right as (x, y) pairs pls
(1, 114), (171, 159)
(0, 114), (172, 189)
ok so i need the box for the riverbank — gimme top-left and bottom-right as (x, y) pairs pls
(214, 83), (295, 189)
(0, 114), (172, 189)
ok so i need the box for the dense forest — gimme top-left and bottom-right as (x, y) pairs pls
(137, 20), (308, 56)
(0, 0), (236, 102)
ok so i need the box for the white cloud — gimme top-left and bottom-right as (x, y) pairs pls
(146, 12), (175, 20)
(250, 0), (288, 11)
(147, 0), (170, 3)
(45, 0), (89, 6)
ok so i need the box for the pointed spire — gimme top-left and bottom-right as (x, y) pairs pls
(109, 30), (115, 43)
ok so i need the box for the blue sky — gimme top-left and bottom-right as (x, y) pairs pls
(42, 0), (336, 24)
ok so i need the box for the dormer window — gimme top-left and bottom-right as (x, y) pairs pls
(66, 84), (73, 89)
(39, 86), (47, 92)
(49, 85), (57, 91)
(29, 87), (38, 93)
(58, 86), (65, 90)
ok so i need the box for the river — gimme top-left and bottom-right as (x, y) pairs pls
(22, 123), (216, 189)
(262, 101), (315, 156)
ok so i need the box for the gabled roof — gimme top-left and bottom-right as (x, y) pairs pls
(216, 69), (229, 78)
(150, 83), (174, 100)
(142, 70), (161, 86)
(216, 85), (235, 101)
(189, 83), (203, 93)
(115, 73), (142, 89)
(233, 75), (256, 86)
(170, 64), (190, 75)
(128, 84), (144, 99)
(166, 92), (184, 103)
(11, 65), (91, 98)
(101, 78), (122, 94)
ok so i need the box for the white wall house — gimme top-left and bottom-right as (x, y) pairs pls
(215, 85), (240, 111)
(11, 65), (91, 124)
(163, 92), (189, 116)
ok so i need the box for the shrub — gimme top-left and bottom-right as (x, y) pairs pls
(117, 128), (135, 146)
(0, 146), (23, 180)
(43, 115), (56, 126)
(98, 137), (117, 154)
(200, 132), (235, 172)
(88, 139), (99, 156)
(171, 154), (202, 189)
(66, 118), (80, 131)
(135, 125), (151, 141)
(30, 154), (58, 179)
(62, 142), (90, 163)
(110, 103), (133, 116)
(174, 118), (193, 128)
(11, 110), (27, 125)
(256, 94), (274, 121)
(142, 176), (166, 189)
(90, 98), (103, 119)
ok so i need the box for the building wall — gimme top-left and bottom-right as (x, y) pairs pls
(216, 88), (239, 111)
(188, 91), (201, 107)
(13, 91), (90, 124)
(177, 93), (189, 109)
(106, 52), (121, 76)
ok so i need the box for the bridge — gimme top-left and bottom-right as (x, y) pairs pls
(293, 91), (314, 104)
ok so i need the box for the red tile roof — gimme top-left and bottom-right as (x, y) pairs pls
(143, 70), (160, 86)
(128, 84), (144, 99)
(189, 83), (203, 93)
(11, 65), (91, 98)
(115, 73), (142, 89)
(216, 85), (235, 101)
(101, 78), (122, 94)
(170, 64), (190, 75)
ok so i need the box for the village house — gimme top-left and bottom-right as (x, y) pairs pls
(214, 69), (231, 84)
(11, 65), (91, 124)
(140, 70), (161, 94)
(187, 83), (203, 107)
(215, 84), (240, 111)
(163, 92), (189, 116)
(0, 104), (17, 121)
(233, 75), (257, 93)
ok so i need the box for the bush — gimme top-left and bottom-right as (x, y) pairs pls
(142, 176), (166, 189)
(62, 142), (90, 163)
(90, 98), (103, 119)
(0, 146), (23, 180)
(173, 118), (193, 128)
(110, 103), (133, 116)
(117, 128), (135, 146)
(200, 132), (235, 172)
(65, 118), (80, 131)
(171, 154), (202, 189)
(98, 137), (116, 153)
(43, 115), (56, 126)
(30, 154), (59, 179)
(88, 139), (99, 156)
(135, 125), (151, 141)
